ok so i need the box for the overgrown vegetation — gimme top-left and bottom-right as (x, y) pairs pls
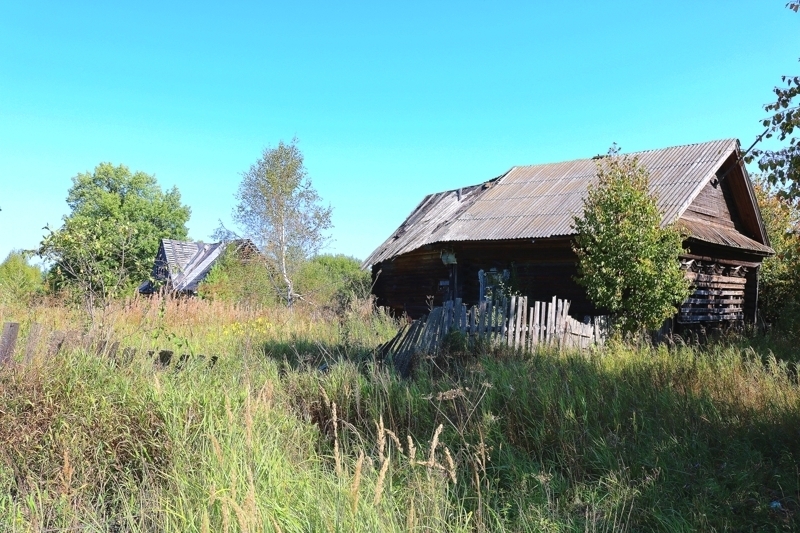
(572, 150), (690, 335)
(0, 251), (43, 305)
(36, 163), (190, 311)
(1, 297), (798, 532)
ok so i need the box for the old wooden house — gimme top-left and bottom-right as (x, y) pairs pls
(139, 238), (258, 295)
(363, 139), (774, 325)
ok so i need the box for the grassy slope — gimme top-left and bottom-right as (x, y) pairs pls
(0, 298), (798, 532)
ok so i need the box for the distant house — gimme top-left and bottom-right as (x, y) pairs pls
(363, 139), (774, 325)
(138, 238), (258, 295)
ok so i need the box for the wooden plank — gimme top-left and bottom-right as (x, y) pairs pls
(24, 322), (43, 364)
(527, 305), (535, 351)
(118, 346), (135, 365)
(0, 322), (20, 365)
(470, 305), (477, 336)
(478, 301), (487, 339)
(47, 331), (66, 357)
(548, 296), (557, 345)
(681, 307), (743, 314)
(679, 314), (744, 323)
(107, 341), (120, 361)
(683, 298), (744, 305)
(555, 299), (564, 347)
(519, 297), (528, 351)
(461, 303), (468, 335)
(533, 301), (541, 345)
(685, 273), (746, 285)
(500, 296), (508, 341)
(690, 289), (745, 297)
(513, 296), (523, 349)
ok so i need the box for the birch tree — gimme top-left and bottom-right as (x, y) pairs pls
(233, 139), (332, 306)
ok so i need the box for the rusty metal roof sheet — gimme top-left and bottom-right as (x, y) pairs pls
(678, 218), (774, 255)
(139, 239), (257, 294)
(365, 139), (770, 266)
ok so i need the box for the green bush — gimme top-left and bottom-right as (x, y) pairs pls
(0, 251), (43, 305)
(295, 254), (371, 311)
(572, 152), (689, 335)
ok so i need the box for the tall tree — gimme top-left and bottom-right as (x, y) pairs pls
(233, 139), (332, 306)
(38, 163), (190, 309)
(747, 2), (800, 199)
(572, 151), (689, 335)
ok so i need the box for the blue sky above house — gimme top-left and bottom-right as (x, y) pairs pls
(1, 1), (798, 265)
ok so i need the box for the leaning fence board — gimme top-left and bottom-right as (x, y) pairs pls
(0, 322), (20, 365)
(24, 322), (43, 364)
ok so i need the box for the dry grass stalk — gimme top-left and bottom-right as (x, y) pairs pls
(227, 496), (250, 533)
(201, 509), (211, 533)
(407, 435), (417, 464)
(221, 498), (231, 533)
(428, 424), (443, 466)
(244, 390), (253, 449)
(351, 449), (364, 513)
(376, 416), (386, 463)
(373, 453), (390, 505)
(270, 515), (284, 533)
(225, 395), (234, 425)
(384, 428), (403, 454)
(332, 402), (342, 476)
(444, 446), (457, 483)
(406, 499), (416, 532)
(210, 434), (224, 464)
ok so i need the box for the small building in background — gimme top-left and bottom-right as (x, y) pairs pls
(363, 139), (774, 326)
(138, 238), (258, 295)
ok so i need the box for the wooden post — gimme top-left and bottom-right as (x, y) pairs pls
(0, 322), (20, 365)
(519, 297), (528, 351)
(107, 341), (120, 361)
(24, 322), (43, 364)
(48, 331), (66, 357)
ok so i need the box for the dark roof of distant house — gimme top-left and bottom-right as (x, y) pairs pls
(139, 238), (257, 294)
(364, 139), (773, 267)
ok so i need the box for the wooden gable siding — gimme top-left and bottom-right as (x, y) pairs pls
(680, 154), (765, 245)
(683, 175), (743, 230)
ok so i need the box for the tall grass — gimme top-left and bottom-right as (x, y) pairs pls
(1, 298), (798, 531)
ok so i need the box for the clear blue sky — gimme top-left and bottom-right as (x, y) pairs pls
(1, 1), (798, 264)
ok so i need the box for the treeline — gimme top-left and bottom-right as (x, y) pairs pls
(2, 138), (369, 314)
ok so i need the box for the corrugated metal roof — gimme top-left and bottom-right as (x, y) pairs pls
(364, 139), (769, 266)
(677, 218), (774, 255)
(139, 239), (253, 294)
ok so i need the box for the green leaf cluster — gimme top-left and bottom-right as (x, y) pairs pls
(38, 163), (190, 304)
(0, 251), (43, 305)
(752, 176), (800, 325)
(572, 154), (689, 335)
(295, 254), (371, 311)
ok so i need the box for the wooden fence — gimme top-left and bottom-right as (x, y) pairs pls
(384, 296), (609, 376)
(0, 322), (216, 369)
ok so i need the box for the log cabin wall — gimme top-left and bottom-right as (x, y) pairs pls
(372, 238), (597, 319)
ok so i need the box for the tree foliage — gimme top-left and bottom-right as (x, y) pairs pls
(572, 153), (689, 334)
(38, 163), (190, 307)
(295, 254), (371, 311)
(747, 3), (800, 199)
(0, 251), (43, 305)
(233, 139), (332, 306)
(198, 248), (278, 307)
(752, 175), (800, 325)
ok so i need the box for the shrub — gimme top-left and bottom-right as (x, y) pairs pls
(572, 151), (689, 335)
